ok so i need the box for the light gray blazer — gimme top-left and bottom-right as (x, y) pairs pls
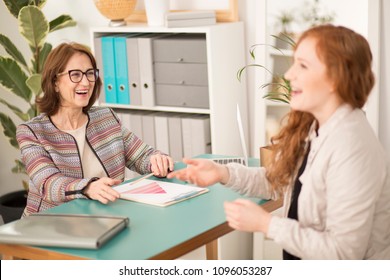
(225, 104), (390, 259)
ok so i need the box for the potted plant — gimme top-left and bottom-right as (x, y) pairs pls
(237, 34), (295, 104)
(0, 0), (76, 223)
(237, 34), (296, 166)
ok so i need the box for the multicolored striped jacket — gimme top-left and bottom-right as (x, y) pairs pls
(16, 107), (161, 216)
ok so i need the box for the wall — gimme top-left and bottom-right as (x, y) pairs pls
(378, 0), (390, 156)
(267, 0), (368, 35)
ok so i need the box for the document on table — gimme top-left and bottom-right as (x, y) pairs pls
(113, 179), (209, 207)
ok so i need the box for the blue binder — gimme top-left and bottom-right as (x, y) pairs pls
(101, 36), (117, 104)
(114, 37), (130, 105)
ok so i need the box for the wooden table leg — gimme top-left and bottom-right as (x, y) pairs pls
(206, 239), (218, 260)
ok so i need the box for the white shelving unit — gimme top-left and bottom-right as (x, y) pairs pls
(90, 22), (248, 158)
(90, 22), (252, 259)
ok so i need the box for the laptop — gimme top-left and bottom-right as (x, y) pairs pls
(0, 213), (129, 249)
(212, 104), (248, 166)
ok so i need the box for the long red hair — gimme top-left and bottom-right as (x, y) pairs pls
(267, 24), (375, 193)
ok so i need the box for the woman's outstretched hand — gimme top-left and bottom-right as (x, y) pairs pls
(167, 158), (229, 187)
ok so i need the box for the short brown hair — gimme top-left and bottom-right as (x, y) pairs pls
(37, 42), (102, 115)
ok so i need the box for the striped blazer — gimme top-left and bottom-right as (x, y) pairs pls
(16, 107), (161, 215)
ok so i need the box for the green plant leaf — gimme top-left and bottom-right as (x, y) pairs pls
(19, 5), (49, 50)
(238, 34), (295, 104)
(0, 112), (18, 148)
(0, 97), (30, 121)
(26, 73), (42, 96)
(22, 180), (29, 191)
(237, 64), (273, 82)
(0, 33), (28, 70)
(35, 0), (47, 9)
(31, 42), (51, 74)
(26, 106), (37, 119)
(2, 0), (31, 18)
(271, 33), (296, 49)
(263, 94), (290, 104)
(12, 159), (26, 174)
(49, 15), (77, 33)
(0, 57), (32, 102)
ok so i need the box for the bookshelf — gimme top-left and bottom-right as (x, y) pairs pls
(90, 22), (248, 162)
(90, 22), (250, 260)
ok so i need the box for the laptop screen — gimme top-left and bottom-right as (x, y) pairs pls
(211, 104), (248, 166)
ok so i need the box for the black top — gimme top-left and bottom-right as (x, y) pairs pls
(283, 144), (310, 260)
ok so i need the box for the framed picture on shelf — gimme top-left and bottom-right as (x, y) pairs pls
(126, 0), (238, 23)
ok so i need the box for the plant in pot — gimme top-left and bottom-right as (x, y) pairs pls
(237, 34), (295, 167)
(0, 0), (76, 223)
(237, 35), (295, 104)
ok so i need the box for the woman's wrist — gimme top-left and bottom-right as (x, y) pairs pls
(260, 211), (272, 234)
(82, 177), (99, 199)
(218, 164), (230, 185)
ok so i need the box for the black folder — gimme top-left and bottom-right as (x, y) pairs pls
(0, 213), (129, 249)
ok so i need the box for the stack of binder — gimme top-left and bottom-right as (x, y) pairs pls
(94, 34), (170, 106)
(115, 110), (211, 162)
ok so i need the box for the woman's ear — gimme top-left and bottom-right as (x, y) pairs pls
(54, 81), (59, 93)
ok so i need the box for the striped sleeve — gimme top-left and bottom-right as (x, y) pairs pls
(16, 124), (88, 203)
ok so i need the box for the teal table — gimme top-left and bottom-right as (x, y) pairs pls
(0, 155), (282, 260)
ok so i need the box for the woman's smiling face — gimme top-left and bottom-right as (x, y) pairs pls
(285, 37), (342, 125)
(55, 52), (95, 111)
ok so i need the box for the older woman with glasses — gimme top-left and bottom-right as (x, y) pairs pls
(16, 42), (174, 216)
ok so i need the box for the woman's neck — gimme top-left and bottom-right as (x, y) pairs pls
(51, 108), (87, 130)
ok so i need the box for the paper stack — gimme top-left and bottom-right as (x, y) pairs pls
(166, 10), (216, 28)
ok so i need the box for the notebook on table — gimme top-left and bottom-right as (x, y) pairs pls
(211, 104), (249, 166)
(113, 178), (209, 207)
(0, 213), (129, 249)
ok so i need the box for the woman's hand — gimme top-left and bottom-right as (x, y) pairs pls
(224, 199), (271, 234)
(83, 177), (121, 204)
(167, 158), (229, 186)
(150, 154), (174, 177)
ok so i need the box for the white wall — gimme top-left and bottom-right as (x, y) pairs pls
(267, 0), (368, 36)
(378, 0), (390, 156)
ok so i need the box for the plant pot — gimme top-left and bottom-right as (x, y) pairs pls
(260, 145), (274, 167)
(0, 190), (27, 224)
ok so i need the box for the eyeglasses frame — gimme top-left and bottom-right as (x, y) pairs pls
(56, 68), (99, 83)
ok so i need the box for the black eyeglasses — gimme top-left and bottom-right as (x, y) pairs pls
(57, 68), (99, 83)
